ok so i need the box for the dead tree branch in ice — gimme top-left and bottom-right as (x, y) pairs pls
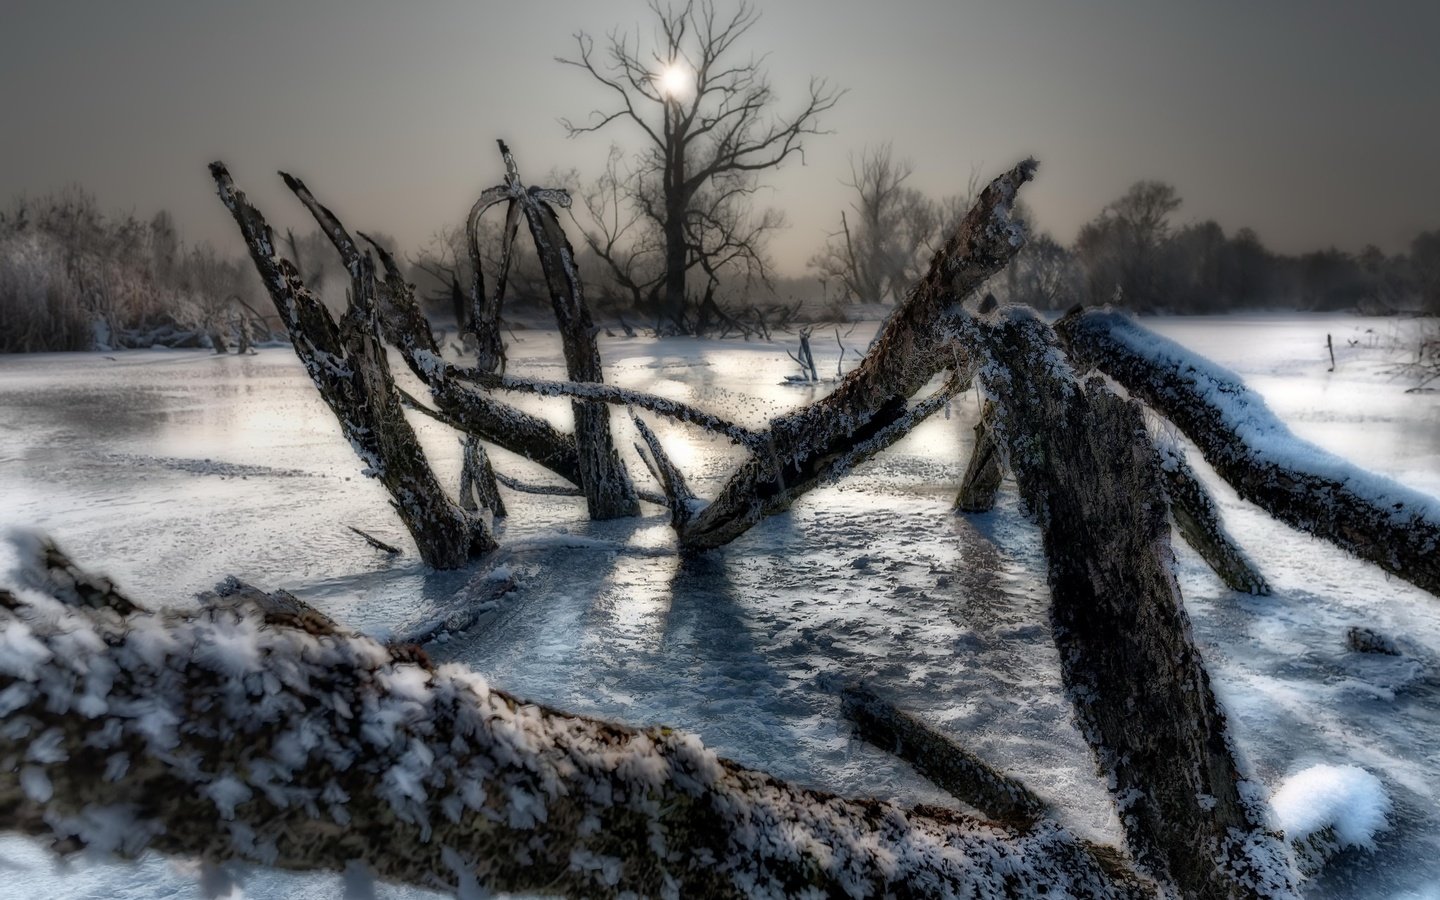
(959, 306), (1299, 899)
(209, 163), (493, 569)
(840, 682), (1050, 828)
(0, 538), (1159, 900)
(486, 140), (639, 520)
(1057, 307), (1440, 598)
(672, 158), (1037, 551)
(1152, 432), (1269, 595)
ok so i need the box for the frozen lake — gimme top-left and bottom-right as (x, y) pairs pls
(1, 313), (1438, 898)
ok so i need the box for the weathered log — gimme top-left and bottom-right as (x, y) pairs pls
(957, 306), (1298, 899)
(675, 159), (1038, 552)
(497, 141), (639, 521)
(0, 540), (1155, 900)
(1153, 433), (1269, 595)
(955, 400), (1003, 512)
(839, 683), (1049, 828)
(209, 163), (494, 569)
(1057, 307), (1440, 598)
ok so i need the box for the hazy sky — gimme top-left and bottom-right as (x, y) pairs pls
(3, 0), (1438, 276)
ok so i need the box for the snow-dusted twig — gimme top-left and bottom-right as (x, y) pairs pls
(449, 369), (764, 448)
(1058, 307), (1440, 598)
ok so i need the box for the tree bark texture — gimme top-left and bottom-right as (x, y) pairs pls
(1057, 307), (1440, 598)
(955, 400), (1004, 512)
(209, 163), (494, 569)
(958, 306), (1299, 899)
(0, 539), (1157, 900)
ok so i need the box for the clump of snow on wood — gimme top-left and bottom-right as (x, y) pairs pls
(1271, 764), (1391, 850)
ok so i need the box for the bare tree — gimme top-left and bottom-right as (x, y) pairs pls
(811, 146), (980, 308)
(558, 0), (841, 332)
(1074, 180), (1182, 310)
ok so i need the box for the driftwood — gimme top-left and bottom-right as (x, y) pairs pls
(954, 400), (1003, 512)
(958, 306), (1297, 899)
(1153, 433), (1269, 594)
(0, 540), (1156, 900)
(839, 683), (1049, 828)
(210, 163), (494, 569)
(1057, 307), (1440, 598)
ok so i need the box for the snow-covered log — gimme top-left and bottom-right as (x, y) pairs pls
(954, 400), (1003, 513)
(1153, 434), (1269, 595)
(1056, 307), (1440, 598)
(209, 163), (494, 569)
(0, 537), (1157, 900)
(675, 159), (1038, 551)
(958, 306), (1299, 899)
(498, 141), (639, 521)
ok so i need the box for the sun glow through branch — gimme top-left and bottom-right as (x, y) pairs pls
(656, 63), (693, 100)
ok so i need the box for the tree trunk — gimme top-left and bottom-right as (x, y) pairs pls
(1057, 307), (1440, 598)
(210, 163), (494, 569)
(516, 168), (640, 521)
(959, 306), (1297, 899)
(663, 170), (688, 333)
(0, 543), (1155, 900)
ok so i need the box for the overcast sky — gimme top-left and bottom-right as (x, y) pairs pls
(3, 0), (1437, 276)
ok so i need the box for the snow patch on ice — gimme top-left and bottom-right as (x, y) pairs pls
(1272, 764), (1391, 850)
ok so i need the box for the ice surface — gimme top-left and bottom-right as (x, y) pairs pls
(0, 313), (1436, 897)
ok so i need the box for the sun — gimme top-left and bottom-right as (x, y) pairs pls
(656, 63), (693, 100)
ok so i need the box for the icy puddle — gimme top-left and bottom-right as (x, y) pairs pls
(0, 314), (1437, 898)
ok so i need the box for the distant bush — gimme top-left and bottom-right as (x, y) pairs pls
(0, 190), (262, 353)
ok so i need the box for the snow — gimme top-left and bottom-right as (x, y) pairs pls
(1271, 764), (1391, 850)
(0, 313), (1436, 897)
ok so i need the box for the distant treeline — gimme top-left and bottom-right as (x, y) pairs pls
(999, 180), (1440, 316)
(3, 176), (1437, 352)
